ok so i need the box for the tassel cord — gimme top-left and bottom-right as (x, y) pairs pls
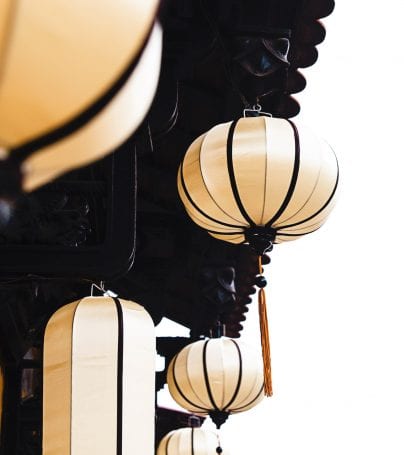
(257, 255), (273, 397)
(258, 287), (273, 396)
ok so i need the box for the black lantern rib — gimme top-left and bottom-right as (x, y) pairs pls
(223, 339), (243, 410)
(226, 120), (257, 227)
(113, 298), (124, 455)
(165, 432), (175, 455)
(205, 229), (245, 235)
(202, 342), (231, 427)
(171, 354), (208, 412)
(180, 162), (242, 229)
(202, 340), (220, 411)
(265, 119), (301, 228)
(9, 22), (156, 162)
(276, 159), (339, 230)
(229, 383), (264, 412)
(276, 227), (321, 237)
(260, 122), (269, 226)
(198, 133), (246, 225)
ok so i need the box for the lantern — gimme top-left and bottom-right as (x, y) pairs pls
(178, 116), (338, 253)
(157, 427), (227, 455)
(0, 0), (161, 193)
(177, 115), (338, 397)
(167, 337), (264, 428)
(43, 296), (155, 455)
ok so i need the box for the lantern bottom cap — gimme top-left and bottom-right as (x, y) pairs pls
(208, 410), (229, 429)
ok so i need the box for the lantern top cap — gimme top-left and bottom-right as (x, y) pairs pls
(188, 415), (202, 428)
(243, 103), (272, 118)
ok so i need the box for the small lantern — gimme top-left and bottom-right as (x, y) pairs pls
(157, 427), (227, 455)
(167, 337), (264, 428)
(0, 0), (161, 193)
(43, 296), (155, 455)
(178, 116), (338, 254)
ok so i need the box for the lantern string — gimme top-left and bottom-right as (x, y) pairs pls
(216, 433), (223, 455)
(199, 0), (251, 109)
(257, 256), (273, 397)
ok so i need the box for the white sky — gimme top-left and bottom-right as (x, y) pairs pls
(157, 2), (404, 454)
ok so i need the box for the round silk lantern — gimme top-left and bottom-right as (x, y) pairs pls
(167, 337), (264, 428)
(178, 115), (338, 398)
(178, 116), (338, 254)
(157, 427), (226, 455)
(43, 296), (155, 455)
(0, 0), (161, 193)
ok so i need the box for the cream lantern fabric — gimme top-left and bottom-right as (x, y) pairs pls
(43, 296), (155, 455)
(157, 428), (226, 455)
(167, 338), (264, 427)
(0, 0), (161, 191)
(178, 116), (338, 246)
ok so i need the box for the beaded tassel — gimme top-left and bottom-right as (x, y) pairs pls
(256, 255), (273, 397)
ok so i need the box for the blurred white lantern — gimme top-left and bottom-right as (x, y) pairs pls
(0, 0), (161, 192)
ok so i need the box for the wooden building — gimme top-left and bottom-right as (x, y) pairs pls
(0, 0), (335, 453)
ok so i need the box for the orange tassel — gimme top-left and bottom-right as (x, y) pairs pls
(258, 256), (273, 397)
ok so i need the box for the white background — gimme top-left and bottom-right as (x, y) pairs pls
(158, 2), (404, 453)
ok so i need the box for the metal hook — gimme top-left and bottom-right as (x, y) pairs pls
(90, 283), (100, 296)
(243, 103), (273, 118)
(90, 281), (107, 296)
(90, 281), (118, 298)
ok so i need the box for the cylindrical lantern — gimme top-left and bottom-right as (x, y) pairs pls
(178, 116), (338, 253)
(0, 0), (161, 192)
(157, 427), (227, 455)
(167, 337), (264, 428)
(43, 296), (155, 455)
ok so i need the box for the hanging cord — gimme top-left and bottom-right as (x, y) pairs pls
(216, 432), (223, 455)
(256, 255), (273, 397)
(199, 0), (251, 109)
